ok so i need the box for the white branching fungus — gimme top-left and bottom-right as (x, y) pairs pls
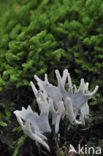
(14, 69), (99, 151)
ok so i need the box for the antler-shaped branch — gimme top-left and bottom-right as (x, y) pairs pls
(14, 106), (50, 151)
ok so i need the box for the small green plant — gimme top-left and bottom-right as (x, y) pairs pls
(12, 135), (27, 156)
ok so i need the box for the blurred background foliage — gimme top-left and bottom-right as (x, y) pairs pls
(0, 0), (103, 155)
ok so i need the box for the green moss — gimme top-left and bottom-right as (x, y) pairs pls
(12, 135), (27, 156)
(0, 0), (102, 96)
(0, 121), (7, 127)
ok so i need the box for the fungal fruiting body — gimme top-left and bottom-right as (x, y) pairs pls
(14, 69), (98, 151)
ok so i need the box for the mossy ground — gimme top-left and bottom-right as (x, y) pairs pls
(0, 0), (103, 155)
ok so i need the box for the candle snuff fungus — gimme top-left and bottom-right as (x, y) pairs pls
(14, 69), (99, 152)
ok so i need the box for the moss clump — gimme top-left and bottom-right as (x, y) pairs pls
(0, 0), (102, 94)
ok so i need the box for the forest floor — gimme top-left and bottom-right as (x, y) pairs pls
(0, 0), (103, 155)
